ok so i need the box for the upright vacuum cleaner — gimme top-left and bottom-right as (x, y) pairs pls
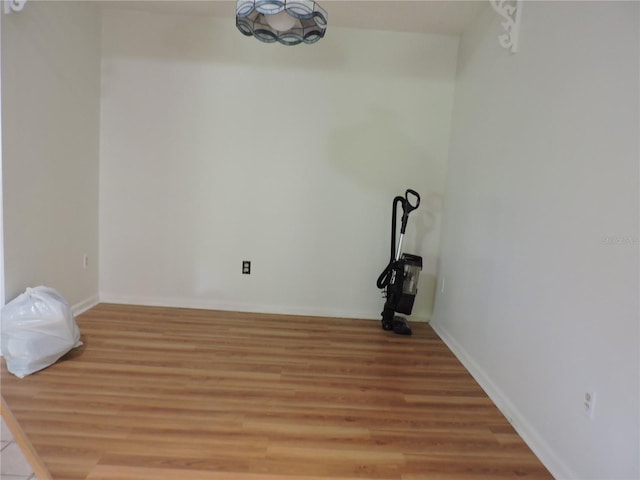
(376, 189), (423, 336)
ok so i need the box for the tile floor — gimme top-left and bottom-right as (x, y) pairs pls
(1, 417), (39, 480)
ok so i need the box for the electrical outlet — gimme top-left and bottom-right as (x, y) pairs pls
(584, 391), (596, 419)
(242, 260), (251, 274)
(83, 254), (89, 270)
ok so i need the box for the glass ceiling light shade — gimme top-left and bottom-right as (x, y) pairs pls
(236, 0), (328, 46)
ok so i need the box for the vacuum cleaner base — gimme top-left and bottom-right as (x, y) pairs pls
(381, 316), (412, 336)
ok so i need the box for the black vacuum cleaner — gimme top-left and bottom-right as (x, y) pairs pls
(376, 189), (423, 335)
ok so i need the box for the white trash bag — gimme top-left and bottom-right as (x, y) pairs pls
(1, 286), (83, 378)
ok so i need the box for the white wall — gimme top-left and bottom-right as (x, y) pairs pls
(2, 1), (101, 310)
(433, 2), (639, 479)
(0, 8), (4, 307)
(99, 9), (459, 321)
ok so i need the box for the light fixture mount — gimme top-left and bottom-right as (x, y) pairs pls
(236, 0), (328, 46)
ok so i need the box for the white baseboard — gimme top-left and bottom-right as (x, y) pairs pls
(71, 295), (100, 316)
(98, 293), (432, 323)
(430, 320), (573, 480)
(98, 293), (385, 321)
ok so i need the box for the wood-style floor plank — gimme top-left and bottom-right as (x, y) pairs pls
(1, 304), (553, 479)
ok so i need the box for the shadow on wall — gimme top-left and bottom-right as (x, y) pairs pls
(327, 107), (443, 248)
(327, 107), (444, 321)
(410, 195), (442, 249)
(404, 197), (442, 322)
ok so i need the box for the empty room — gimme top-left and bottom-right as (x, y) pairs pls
(0, 1), (638, 479)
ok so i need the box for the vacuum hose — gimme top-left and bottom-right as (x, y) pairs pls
(376, 261), (396, 289)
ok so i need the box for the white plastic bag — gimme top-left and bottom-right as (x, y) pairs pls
(0, 286), (82, 378)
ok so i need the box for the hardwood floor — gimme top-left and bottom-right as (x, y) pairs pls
(1, 304), (553, 480)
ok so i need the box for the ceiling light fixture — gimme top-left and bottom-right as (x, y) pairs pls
(236, 0), (328, 46)
(3, 0), (27, 14)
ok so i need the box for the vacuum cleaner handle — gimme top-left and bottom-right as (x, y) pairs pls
(405, 189), (421, 212)
(399, 189), (420, 235)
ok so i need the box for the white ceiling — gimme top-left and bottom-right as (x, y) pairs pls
(99, 1), (488, 35)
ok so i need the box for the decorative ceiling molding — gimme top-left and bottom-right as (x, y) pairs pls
(489, 0), (522, 53)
